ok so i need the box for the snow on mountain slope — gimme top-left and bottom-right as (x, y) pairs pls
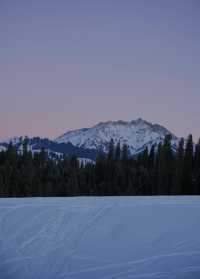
(0, 137), (98, 160)
(2, 136), (21, 145)
(56, 119), (179, 154)
(0, 196), (200, 279)
(0, 145), (6, 152)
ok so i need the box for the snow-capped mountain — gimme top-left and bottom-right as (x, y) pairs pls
(1, 119), (179, 159)
(56, 118), (179, 155)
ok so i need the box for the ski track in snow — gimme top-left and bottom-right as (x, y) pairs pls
(0, 196), (200, 279)
(60, 251), (200, 277)
(59, 250), (200, 276)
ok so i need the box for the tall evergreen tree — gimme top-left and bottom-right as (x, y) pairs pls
(108, 139), (114, 161)
(22, 137), (29, 155)
(122, 144), (128, 163)
(183, 134), (194, 194)
(115, 142), (121, 161)
(194, 139), (200, 194)
(194, 139), (200, 170)
(156, 142), (162, 194)
(148, 145), (155, 169)
(157, 135), (174, 194)
(140, 147), (148, 169)
(173, 138), (184, 194)
(147, 145), (156, 195)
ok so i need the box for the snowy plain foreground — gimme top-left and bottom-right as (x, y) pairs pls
(0, 197), (200, 279)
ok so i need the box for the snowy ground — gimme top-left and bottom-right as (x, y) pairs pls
(0, 197), (200, 279)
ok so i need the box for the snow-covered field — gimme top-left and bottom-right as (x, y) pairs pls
(0, 197), (200, 279)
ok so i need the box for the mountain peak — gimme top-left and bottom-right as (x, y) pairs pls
(55, 119), (178, 154)
(94, 118), (155, 129)
(1, 119), (179, 158)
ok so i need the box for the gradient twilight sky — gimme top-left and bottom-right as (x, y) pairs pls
(0, 0), (200, 141)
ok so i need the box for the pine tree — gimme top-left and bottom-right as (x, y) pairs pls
(194, 139), (200, 194)
(148, 145), (155, 169)
(156, 142), (162, 194)
(141, 147), (148, 169)
(183, 134), (194, 194)
(95, 154), (106, 187)
(22, 137), (29, 155)
(194, 139), (200, 171)
(122, 144), (128, 163)
(108, 139), (114, 161)
(148, 145), (155, 195)
(157, 135), (174, 194)
(173, 138), (184, 194)
(115, 142), (121, 161)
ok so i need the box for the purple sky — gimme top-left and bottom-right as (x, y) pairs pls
(0, 0), (200, 141)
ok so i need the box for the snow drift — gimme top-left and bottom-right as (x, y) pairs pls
(0, 196), (200, 279)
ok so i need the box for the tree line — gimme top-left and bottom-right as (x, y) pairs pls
(0, 134), (200, 197)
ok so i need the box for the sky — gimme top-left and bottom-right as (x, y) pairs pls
(0, 0), (200, 141)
